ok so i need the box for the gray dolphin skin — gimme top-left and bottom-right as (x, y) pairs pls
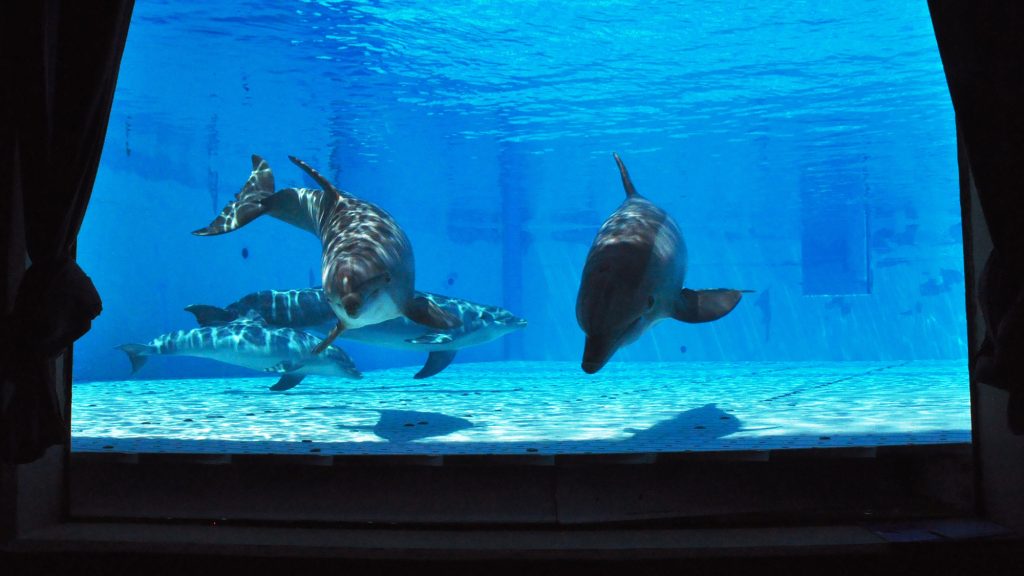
(193, 155), (461, 354)
(575, 153), (744, 374)
(186, 288), (527, 379)
(185, 288), (333, 330)
(116, 313), (362, 391)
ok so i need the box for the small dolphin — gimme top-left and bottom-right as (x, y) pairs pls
(116, 313), (361, 391)
(193, 155), (460, 353)
(186, 288), (527, 379)
(575, 153), (744, 374)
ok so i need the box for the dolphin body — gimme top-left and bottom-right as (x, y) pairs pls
(185, 288), (527, 379)
(575, 153), (744, 374)
(116, 313), (361, 391)
(193, 155), (460, 353)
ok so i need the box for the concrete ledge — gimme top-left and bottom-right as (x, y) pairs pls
(68, 444), (975, 526)
(70, 442), (972, 467)
(7, 522), (891, 560)
(6, 518), (1016, 564)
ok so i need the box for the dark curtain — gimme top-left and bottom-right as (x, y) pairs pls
(929, 1), (1024, 433)
(0, 1), (134, 464)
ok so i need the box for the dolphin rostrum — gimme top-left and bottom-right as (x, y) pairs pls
(575, 153), (744, 374)
(193, 155), (461, 354)
(186, 288), (527, 379)
(116, 312), (361, 391)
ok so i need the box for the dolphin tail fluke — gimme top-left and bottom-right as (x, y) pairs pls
(404, 296), (462, 330)
(184, 304), (236, 326)
(115, 344), (153, 375)
(673, 289), (744, 324)
(612, 152), (639, 198)
(414, 351), (457, 379)
(193, 155), (276, 236)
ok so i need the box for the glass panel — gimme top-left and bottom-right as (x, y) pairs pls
(71, 1), (968, 458)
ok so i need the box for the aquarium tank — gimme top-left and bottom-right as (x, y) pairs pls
(71, 0), (969, 458)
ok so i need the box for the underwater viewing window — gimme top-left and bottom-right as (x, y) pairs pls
(67, 1), (973, 524)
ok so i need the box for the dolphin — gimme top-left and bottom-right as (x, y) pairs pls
(185, 288), (333, 330)
(116, 312), (362, 391)
(575, 153), (744, 374)
(193, 155), (460, 353)
(185, 288), (527, 379)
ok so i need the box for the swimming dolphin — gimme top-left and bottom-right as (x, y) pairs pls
(575, 153), (744, 374)
(185, 288), (527, 379)
(193, 155), (461, 353)
(116, 313), (361, 391)
(186, 288), (334, 330)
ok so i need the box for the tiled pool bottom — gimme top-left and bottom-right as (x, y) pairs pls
(71, 360), (971, 456)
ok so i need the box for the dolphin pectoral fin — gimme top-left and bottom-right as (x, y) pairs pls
(193, 155), (275, 236)
(404, 297), (463, 330)
(414, 351), (457, 379)
(673, 289), (744, 324)
(405, 333), (455, 345)
(183, 304), (236, 326)
(270, 374), (305, 392)
(312, 321), (346, 354)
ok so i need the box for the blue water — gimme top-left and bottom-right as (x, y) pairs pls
(72, 1), (968, 453)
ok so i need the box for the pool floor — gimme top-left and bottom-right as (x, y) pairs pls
(71, 360), (971, 456)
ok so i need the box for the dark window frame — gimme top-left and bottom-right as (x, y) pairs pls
(8, 3), (1012, 560)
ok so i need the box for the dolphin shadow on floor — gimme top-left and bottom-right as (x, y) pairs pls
(620, 403), (742, 447)
(338, 409), (474, 443)
(334, 404), (744, 447)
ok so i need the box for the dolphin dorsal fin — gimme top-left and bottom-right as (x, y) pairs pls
(288, 155), (342, 216)
(183, 304), (235, 326)
(269, 373), (305, 392)
(613, 152), (638, 198)
(288, 156), (339, 194)
(414, 350), (457, 379)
